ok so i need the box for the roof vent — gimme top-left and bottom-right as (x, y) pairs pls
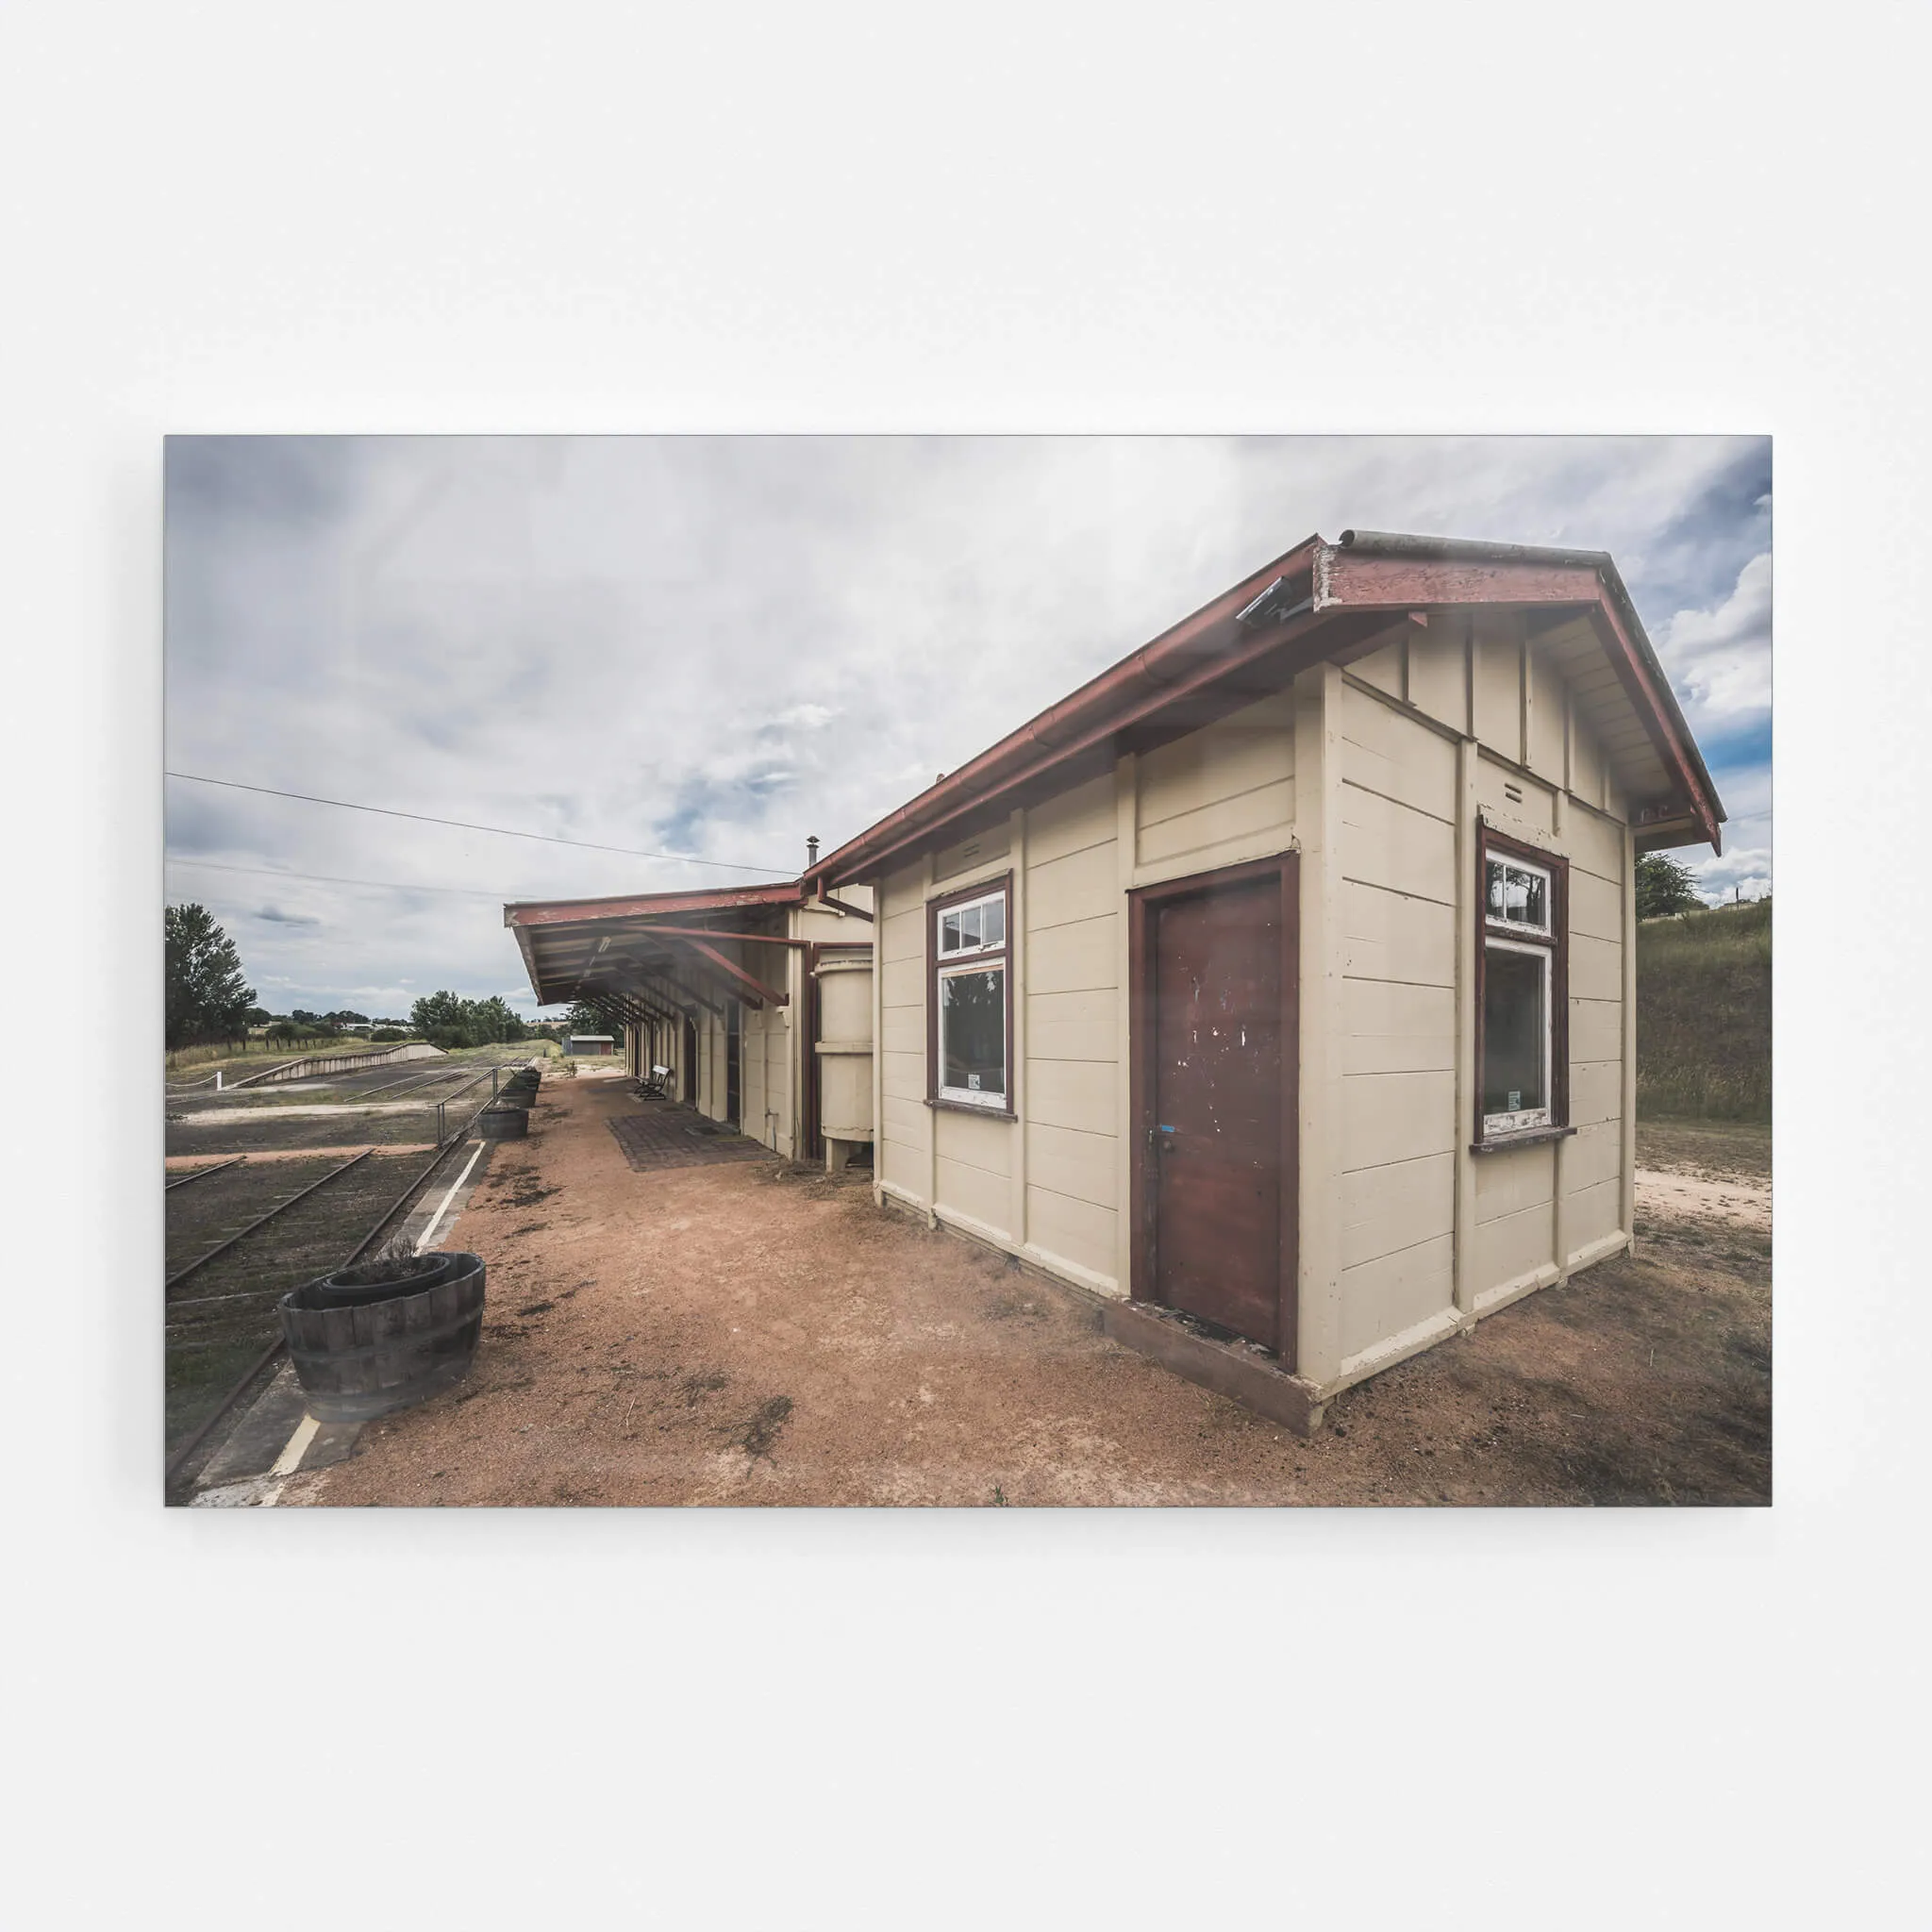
(807, 835), (820, 867)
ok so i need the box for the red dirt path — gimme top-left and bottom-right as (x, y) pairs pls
(295, 1078), (1770, 1507)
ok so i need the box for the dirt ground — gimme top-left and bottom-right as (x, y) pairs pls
(294, 1082), (1771, 1508)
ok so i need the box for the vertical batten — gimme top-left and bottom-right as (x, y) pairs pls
(1520, 626), (1535, 774)
(1293, 662), (1343, 1384)
(1008, 805), (1029, 1252)
(1552, 785), (1570, 1281)
(923, 849), (939, 1227)
(1112, 753), (1137, 1299)
(1620, 819), (1639, 1243)
(793, 940), (807, 1160)
(1453, 732), (1480, 1318)
(870, 885), (887, 1208)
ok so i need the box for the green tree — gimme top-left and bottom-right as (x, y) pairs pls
(164, 903), (256, 1049)
(1635, 853), (1702, 920)
(409, 991), (471, 1046)
(468, 995), (522, 1043)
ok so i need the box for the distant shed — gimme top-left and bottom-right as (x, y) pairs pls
(564, 1034), (615, 1056)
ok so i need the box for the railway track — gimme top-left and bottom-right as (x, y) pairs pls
(162, 1069), (533, 1495)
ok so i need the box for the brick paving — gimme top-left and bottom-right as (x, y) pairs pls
(607, 1100), (774, 1174)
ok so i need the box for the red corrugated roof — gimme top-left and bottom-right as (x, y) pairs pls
(803, 528), (1724, 883)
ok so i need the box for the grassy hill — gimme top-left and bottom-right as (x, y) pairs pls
(1636, 897), (1771, 1121)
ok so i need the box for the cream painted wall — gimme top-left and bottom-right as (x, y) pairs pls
(860, 617), (1637, 1399)
(1341, 612), (1635, 1373)
(869, 693), (1306, 1297)
(1335, 675), (1461, 1365)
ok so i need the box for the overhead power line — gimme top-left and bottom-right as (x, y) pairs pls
(164, 856), (513, 901)
(164, 771), (793, 875)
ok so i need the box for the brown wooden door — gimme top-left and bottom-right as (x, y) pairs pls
(1141, 864), (1294, 1357)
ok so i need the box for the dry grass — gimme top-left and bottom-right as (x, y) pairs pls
(1637, 897), (1771, 1121)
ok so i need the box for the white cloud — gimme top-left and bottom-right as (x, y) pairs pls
(166, 436), (1773, 1006)
(1658, 550), (1772, 732)
(1688, 846), (1773, 907)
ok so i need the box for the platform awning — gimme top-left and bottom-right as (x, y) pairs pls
(505, 881), (804, 1015)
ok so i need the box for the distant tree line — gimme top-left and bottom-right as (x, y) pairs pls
(166, 903), (564, 1058)
(408, 990), (534, 1049)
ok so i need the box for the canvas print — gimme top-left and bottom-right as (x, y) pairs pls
(163, 436), (1771, 1507)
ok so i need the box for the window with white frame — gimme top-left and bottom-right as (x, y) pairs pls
(931, 879), (1010, 1110)
(1478, 832), (1568, 1141)
(1486, 853), (1551, 937)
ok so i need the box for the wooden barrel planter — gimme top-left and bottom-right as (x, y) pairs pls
(478, 1106), (527, 1138)
(279, 1252), (487, 1423)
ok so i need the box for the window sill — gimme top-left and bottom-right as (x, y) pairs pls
(925, 1096), (1018, 1122)
(1470, 1124), (1577, 1156)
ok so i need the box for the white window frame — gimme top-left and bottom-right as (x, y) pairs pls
(1481, 934), (1554, 1136)
(937, 888), (1007, 963)
(1486, 854), (1554, 939)
(932, 881), (1012, 1112)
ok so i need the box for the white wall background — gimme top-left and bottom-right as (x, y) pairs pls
(3, 3), (1924, 1928)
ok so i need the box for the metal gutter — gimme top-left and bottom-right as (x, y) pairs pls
(505, 881), (805, 927)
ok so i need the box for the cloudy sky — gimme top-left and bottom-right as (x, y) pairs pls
(164, 436), (1771, 1019)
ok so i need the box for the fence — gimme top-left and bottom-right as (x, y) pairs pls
(226, 1041), (445, 1090)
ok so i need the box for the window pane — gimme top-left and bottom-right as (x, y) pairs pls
(941, 910), (962, 952)
(1483, 945), (1547, 1117)
(941, 967), (1006, 1098)
(1488, 858), (1549, 931)
(958, 903), (981, 949)
(983, 896), (1005, 947)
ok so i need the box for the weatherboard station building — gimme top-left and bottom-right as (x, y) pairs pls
(508, 530), (1723, 1430)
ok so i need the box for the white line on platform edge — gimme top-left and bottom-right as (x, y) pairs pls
(271, 1413), (320, 1476)
(416, 1139), (486, 1255)
(258, 1412), (322, 1506)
